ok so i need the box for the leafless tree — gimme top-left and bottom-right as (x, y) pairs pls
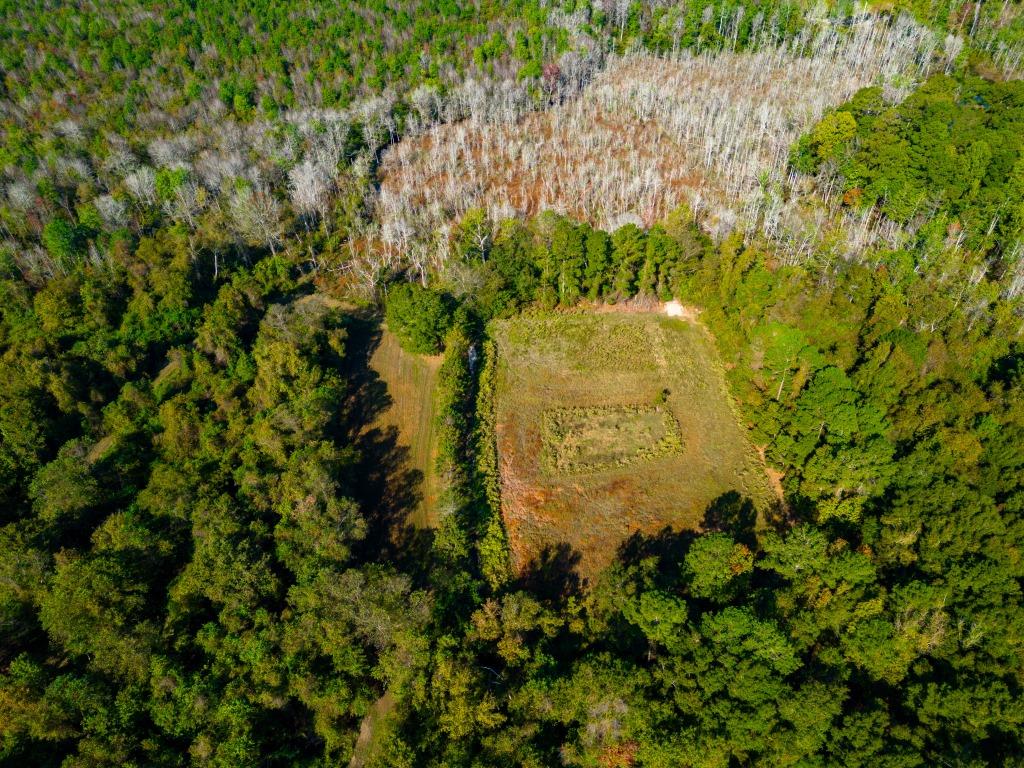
(6, 181), (35, 212)
(228, 183), (284, 255)
(124, 166), (157, 207)
(94, 194), (128, 229)
(372, 12), (938, 279)
(288, 158), (333, 232)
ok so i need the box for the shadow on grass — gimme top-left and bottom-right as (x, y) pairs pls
(613, 491), (762, 585)
(339, 314), (391, 439)
(515, 492), (771, 603)
(616, 526), (699, 588)
(516, 542), (585, 603)
(701, 490), (758, 547)
(341, 312), (435, 584)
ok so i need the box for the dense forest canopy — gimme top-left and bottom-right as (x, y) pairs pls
(1, 1), (1023, 767)
(794, 74), (1024, 261)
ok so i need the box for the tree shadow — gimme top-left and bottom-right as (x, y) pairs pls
(516, 542), (584, 604)
(350, 424), (435, 582)
(701, 490), (758, 547)
(616, 526), (698, 587)
(771, 491), (820, 529)
(761, 497), (791, 533)
(338, 313), (392, 442)
(986, 350), (1023, 385)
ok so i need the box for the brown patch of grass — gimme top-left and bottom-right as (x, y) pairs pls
(598, 741), (638, 768)
(492, 312), (773, 577)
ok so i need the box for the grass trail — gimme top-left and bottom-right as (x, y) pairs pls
(366, 327), (442, 527)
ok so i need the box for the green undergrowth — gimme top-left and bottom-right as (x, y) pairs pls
(541, 405), (683, 474)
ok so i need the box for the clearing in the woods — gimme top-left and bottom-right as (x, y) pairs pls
(491, 311), (774, 577)
(365, 327), (442, 527)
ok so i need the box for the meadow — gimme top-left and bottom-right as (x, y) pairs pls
(490, 310), (775, 576)
(364, 327), (442, 528)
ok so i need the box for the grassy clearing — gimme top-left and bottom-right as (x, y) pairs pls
(492, 311), (773, 577)
(366, 327), (442, 527)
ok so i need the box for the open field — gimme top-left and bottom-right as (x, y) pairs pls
(365, 327), (442, 527)
(492, 311), (773, 577)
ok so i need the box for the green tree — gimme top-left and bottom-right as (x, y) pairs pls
(684, 533), (753, 602)
(41, 217), (81, 271)
(811, 111), (857, 163)
(385, 282), (454, 354)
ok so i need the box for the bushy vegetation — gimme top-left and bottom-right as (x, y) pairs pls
(6, 187), (1022, 762)
(2, 1), (1023, 766)
(384, 282), (454, 355)
(541, 405), (683, 474)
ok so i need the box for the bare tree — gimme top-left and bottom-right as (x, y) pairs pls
(228, 183), (284, 255)
(124, 166), (157, 207)
(372, 12), (938, 274)
(94, 194), (128, 229)
(288, 158), (333, 232)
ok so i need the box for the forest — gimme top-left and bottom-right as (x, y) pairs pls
(1, 1), (1023, 767)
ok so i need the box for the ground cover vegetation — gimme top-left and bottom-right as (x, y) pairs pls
(490, 311), (772, 576)
(541, 405), (684, 475)
(1, 0), (1023, 766)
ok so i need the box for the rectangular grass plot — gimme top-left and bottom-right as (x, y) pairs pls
(492, 312), (775, 577)
(542, 406), (682, 474)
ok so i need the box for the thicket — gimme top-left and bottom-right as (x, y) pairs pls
(474, 338), (513, 591)
(4, 183), (1020, 763)
(426, 309), (516, 613)
(448, 206), (712, 318)
(384, 281), (454, 355)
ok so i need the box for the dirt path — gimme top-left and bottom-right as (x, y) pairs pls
(756, 444), (786, 502)
(662, 299), (702, 322)
(349, 691), (395, 768)
(588, 297), (703, 323)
